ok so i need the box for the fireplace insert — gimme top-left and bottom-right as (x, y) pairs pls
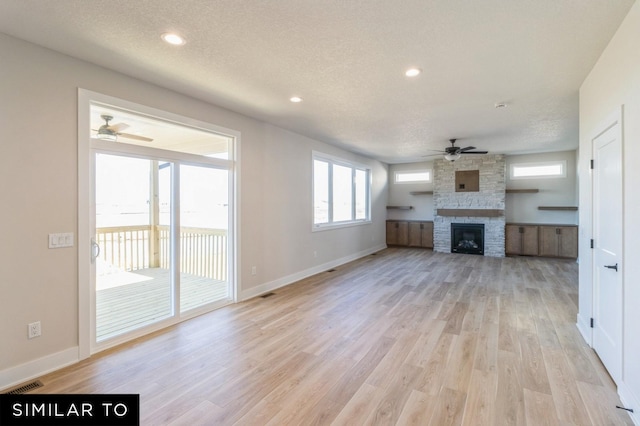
(451, 223), (484, 255)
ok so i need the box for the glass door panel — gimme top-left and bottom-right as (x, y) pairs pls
(179, 165), (229, 312)
(95, 154), (173, 341)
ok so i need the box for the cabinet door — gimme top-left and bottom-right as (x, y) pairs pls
(386, 221), (409, 246)
(421, 222), (434, 248)
(396, 222), (409, 246)
(558, 226), (578, 258)
(408, 222), (422, 247)
(505, 225), (522, 254)
(386, 221), (398, 245)
(538, 226), (559, 257)
(506, 225), (539, 256)
(521, 226), (539, 256)
(538, 226), (578, 258)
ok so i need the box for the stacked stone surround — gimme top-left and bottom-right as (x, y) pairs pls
(433, 155), (506, 257)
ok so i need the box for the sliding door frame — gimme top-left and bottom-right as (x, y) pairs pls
(78, 89), (239, 358)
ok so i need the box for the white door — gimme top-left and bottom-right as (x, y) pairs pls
(592, 118), (623, 383)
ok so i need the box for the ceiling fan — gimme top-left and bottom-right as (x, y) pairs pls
(94, 114), (153, 142)
(424, 139), (488, 162)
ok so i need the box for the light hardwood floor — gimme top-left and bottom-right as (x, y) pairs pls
(29, 248), (632, 425)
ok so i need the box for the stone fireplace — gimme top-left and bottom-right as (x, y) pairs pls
(433, 155), (506, 257)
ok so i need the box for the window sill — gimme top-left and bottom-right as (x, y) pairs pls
(312, 220), (371, 232)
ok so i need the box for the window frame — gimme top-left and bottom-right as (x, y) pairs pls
(509, 160), (567, 180)
(312, 151), (371, 231)
(394, 169), (432, 184)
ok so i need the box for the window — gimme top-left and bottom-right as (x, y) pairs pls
(394, 170), (432, 183)
(510, 161), (566, 179)
(313, 152), (371, 229)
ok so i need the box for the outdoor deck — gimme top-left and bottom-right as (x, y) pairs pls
(96, 268), (228, 341)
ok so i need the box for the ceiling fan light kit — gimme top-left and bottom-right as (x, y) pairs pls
(96, 115), (118, 141)
(444, 152), (461, 162)
(423, 138), (489, 162)
(96, 132), (117, 142)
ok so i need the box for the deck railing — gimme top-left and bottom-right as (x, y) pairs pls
(96, 225), (227, 281)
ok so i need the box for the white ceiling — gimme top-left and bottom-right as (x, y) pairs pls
(0, 0), (634, 163)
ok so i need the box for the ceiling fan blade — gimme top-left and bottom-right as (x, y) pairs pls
(117, 132), (154, 142)
(462, 150), (488, 154)
(459, 146), (476, 152)
(109, 123), (130, 132)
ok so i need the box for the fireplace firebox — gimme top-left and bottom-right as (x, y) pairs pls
(451, 223), (484, 255)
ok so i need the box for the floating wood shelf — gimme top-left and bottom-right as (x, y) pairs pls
(506, 189), (539, 193)
(437, 208), (504, 217)
(538, 206), (578, 211)
(386, 206), (413, 210)
(409, 191), (434, 195)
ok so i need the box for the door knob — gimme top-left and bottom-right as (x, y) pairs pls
(604, 263), (618, 272)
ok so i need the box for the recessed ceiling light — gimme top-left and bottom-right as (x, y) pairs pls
(495, 102), (508, 108)
(290, 96), (303, 103)
(161, 33), (186, 46)
(405, 68), (422, 77)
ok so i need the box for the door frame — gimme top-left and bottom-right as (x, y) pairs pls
(78, 89), (240, 359)
(589, 105), (624, 383)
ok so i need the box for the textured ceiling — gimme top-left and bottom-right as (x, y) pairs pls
(0, 0), (634, 163)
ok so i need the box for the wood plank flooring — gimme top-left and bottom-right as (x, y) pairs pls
(30, 248), (632, 425)
(97, 269), (228, 340)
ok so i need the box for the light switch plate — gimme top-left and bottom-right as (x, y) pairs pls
(49, 232), (74, 248)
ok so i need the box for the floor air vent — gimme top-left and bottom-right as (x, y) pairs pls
(261, 292), (275, 298)
(327, 269), (336, 272)
(5, 380), (43, 394)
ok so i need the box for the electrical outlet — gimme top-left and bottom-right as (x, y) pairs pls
(251, 266), (257, 275)
(28, 321), (41, 339)
(314, 251), (317, 258)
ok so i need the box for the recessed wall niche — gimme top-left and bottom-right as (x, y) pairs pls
(455, 170), (479, 192)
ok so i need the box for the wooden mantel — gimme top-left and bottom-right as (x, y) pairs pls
(437, 208), (504, 217)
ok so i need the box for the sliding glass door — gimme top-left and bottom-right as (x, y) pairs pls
(178, 165), (229, 312)
(94, 154), (174, 341)
(87, 100), (235, 350)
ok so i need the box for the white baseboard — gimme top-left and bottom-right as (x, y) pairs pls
(240, 244), (386, 301)
(619, 381), (640, 425)
(576, 313), (593, 346)
(0, 347), (79, 392)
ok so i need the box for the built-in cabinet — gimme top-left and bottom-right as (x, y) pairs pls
(505, 224), (539, 256)
(386, 221), (408, 246)
(538, 225), (578, 258)
(408, 222), (434, 248)
(386, 220), (433, 248)
(505, 223), (577, 258)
